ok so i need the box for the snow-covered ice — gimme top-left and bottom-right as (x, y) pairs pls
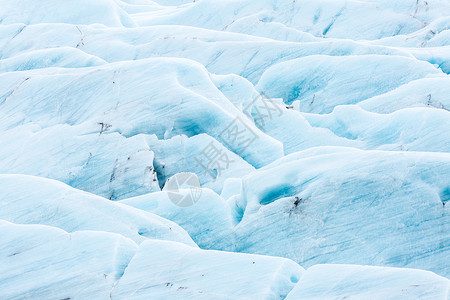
(1, 0), (449, 298)
(0, 174), (196, 245)
(0, 220), (138, 300)
(111, 239), (304, 299)
(233, 148), (450, 277)
(121, 187), (236, 251)
(286, 264), (450, 300)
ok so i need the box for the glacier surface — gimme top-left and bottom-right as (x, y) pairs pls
(0, 0), (449, 299)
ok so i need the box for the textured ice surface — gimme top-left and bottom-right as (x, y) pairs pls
(0, 125), (161, 199)
(0, 24), (417, 84)
(145, 134), (255, 193)
(0, 220), (138, 300)
(111, 239), (304, 300)
(132, 0), (427, 40)
(121, 188), (236, 251)
(0, 0), (136, 27)
(257, 55), (444, 113)
(233, 148), (450, 277)
(1, 0), (449, 298)
(0, 58), (283, 168)
(358, 77), (450, 113)
(302, 106), (450, 152)
(0, 174), (196, 246)
(286, 264), (450, 300)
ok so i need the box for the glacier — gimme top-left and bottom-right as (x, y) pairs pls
(0, 0), (449, 299)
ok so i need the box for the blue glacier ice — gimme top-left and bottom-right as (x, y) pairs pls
(0, 0), (449, 298)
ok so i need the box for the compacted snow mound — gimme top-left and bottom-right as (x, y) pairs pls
(358, 77), (450, 113)
(0, 174), (196, 246)
(145, 134), (255, 193)
(133, 0), (426, 40)
(0, 47), (106, 72)
(256, 54), (444, 113)
(111, 239), (304, 300)
(0, 24), (414, 83)
(0, 58), (283, 168)
(121, 187), (236, 251)
(233, 148), (450, 277)
(0, 125), (161, 200)
(0, 0), (136, 27)
(285, 264), (450, 300)
(0, 220), (138, 300)
(302, 105), (450, 152)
